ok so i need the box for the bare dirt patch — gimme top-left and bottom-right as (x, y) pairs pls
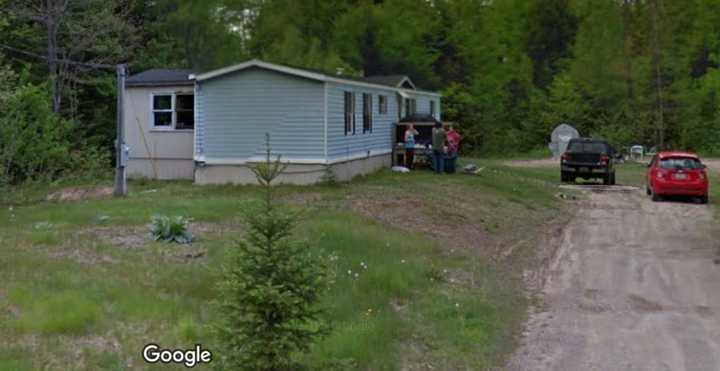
(78, 226), (151, 249)
(46, 186), (113, 202)
(77, 221), (237, 250)
(346, 192), (492, 254)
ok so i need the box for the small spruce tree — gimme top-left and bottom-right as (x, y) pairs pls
(319, 164), (339, 186)
(216, 134), (329, 370)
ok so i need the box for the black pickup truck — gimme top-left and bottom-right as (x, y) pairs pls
(560, 138), (616, 185)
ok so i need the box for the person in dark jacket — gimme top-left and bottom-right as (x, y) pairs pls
(431, 121), (446, 174)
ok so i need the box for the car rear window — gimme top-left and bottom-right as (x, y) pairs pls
(659, 157), (703, 169)
(567, 142), (608, 154)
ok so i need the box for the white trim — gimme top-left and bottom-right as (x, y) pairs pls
(150, 91), (196, 131)
(195, 149), (392, 166)
(378, 94), (388, 115)
(199, 157), (325, 165)
(150, 92), (174, 129)
(324, 76), (399, 92)
(192, 59), (408, 93)
(398, 87), (442, 97)
(397, 76), (417, 90)
(323, 82), (328, 159)
(247, 156), (327, 164)
(149, 129), (194, 133)
(193, 83), (198, 158)
(193, 59), (326, 82)
(327, 149), (392, 164)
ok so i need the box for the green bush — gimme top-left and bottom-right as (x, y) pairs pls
(215, 134), (329, 370)
(150, 215), (194, 244)
(0, 62), (109, 185)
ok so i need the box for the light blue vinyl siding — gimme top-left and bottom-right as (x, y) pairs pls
(195, 68), (324, 160)
(326, 82), (399, 160)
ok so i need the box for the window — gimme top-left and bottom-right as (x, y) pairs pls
(567, 141), (608, 154)
(152, 95), (173, 127)
(430, 100), (436, 117)
(659, 157), (703, 169)
(175, 94), (195, 130)
(378, 95), (388, 114)
(404, 98), (416, 117)
(363, 93), (372, 133)
(152, 93), (195, 130)
(344, 92), (355, 135)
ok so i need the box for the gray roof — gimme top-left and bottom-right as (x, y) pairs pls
(361, 75), (411, 88)
(252, 62), (416, 89)
(125, 68), (194, 87)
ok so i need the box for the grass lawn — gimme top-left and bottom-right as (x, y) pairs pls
(0, 159), (578, 370)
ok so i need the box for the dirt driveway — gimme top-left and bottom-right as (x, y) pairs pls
(508, 188), (720, 371)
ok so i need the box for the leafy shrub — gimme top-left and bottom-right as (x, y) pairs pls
(0, 60), (109, 185)
(320, 164), (339, 186)
(216, 134), (329, 370)
(150, 215), (193, 244)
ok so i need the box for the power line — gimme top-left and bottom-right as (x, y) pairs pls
(0, 44), (115, 70)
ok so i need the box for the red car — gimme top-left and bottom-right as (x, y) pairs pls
(646, 151), (709, 203)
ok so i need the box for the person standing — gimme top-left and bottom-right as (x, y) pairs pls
(431, 121), (446, 174)
(404, 124), (419, 169)
(447, 124), (461, 153)
(445, 124), (461, 173)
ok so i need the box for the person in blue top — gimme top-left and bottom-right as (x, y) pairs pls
(404, 124), (419, 169)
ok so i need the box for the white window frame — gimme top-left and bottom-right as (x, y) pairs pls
(150, 92), (194, 131)
(344, 91), (355, 136)
(362, 93), (372, 133)
(378, 95), (388, 115)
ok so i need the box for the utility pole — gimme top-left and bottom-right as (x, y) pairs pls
(114, 64), (127, 197)
(649, 0), (665, 150)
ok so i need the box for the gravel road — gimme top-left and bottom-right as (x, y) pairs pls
(508, 188), (720, 371)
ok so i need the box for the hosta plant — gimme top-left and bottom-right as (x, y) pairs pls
(150, 215), (194, 244)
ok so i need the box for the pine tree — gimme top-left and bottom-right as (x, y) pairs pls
(216, 134), (329, 370)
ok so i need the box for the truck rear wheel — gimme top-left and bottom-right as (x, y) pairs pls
(602, 174), (610, 185)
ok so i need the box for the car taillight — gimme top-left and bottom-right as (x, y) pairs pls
(700, 171), (707, 180)
(561, 153), (568, 162)
(600, 155), (609, 165)
(657, 171), (664, 179)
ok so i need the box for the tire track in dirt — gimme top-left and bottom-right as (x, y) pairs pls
(507, 189), (720, 371)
